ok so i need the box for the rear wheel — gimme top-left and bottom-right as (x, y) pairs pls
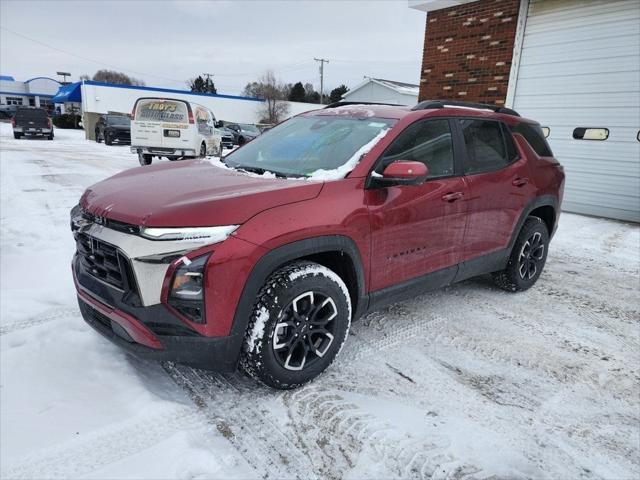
(95, 129), (102, 143)
(138, 153), (152, 166)
(48, 132), (54, 140)
(13, 132), (21, 139)
(492, 216), (549, 292)
(199, 142), (207, 158)
(240, 261), (352, 389)
(104, 131), (113, 145)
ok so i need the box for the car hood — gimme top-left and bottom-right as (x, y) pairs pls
(80, 159), (323, 227)
(107, 125), (130, 131)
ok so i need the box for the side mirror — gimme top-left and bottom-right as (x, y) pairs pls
(372, 160), (428, 187)
(215, 120), (223, 128)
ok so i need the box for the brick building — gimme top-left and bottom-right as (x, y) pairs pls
(410, 0), (640, 222)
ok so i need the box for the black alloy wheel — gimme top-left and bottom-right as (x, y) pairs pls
(518, 231), (545, 280)
(272, 291), (338, 371)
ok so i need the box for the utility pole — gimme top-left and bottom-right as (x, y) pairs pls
(203, 73), (214, 82)
(314, 58), (329, 104)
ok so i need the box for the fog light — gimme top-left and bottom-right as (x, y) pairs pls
(168, 254), (209, 324)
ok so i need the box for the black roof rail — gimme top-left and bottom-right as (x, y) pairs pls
(324, 101), (404, 109)
(411, 100), (520, 117)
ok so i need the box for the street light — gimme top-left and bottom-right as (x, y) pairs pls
(56, 71), (71, 85)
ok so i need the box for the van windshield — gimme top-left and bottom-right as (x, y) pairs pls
(223, 115), (396, 179)
(135, 99), (189, 123)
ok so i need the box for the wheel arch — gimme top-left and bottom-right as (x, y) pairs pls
(228, 235), (367, 352)
(508, 195), (559, 251)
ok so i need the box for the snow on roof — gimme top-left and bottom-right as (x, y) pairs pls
(343, 77), (419, 99)
(370, 78), (419, 96)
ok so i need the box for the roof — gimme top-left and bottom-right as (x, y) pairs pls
(343, 77), (420, 100)
(0, 75), (15, 82)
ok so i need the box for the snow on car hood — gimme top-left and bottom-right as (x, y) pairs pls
(80, 159), (323, 228)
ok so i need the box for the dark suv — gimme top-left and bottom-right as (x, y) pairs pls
(95, 114), (131, 145)
(71, 101), (564, 389)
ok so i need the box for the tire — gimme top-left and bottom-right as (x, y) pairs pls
(240, 261), (352, 389)
(492, 216), (549, 292)
(138, 153), (152, 166)
(48, 133), (54, 140)
(104, 132), (112, 145)
(199, 142), (207, 158)
(238, 136), (246, 146)
(13, 132), (21, 139)
(95, 130), (102, 143)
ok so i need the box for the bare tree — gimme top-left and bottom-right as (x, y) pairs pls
(243, 71), (290, 124)
(82, 70), (145, 86)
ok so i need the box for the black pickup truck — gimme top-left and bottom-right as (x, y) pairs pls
(12, 107), (54, 140)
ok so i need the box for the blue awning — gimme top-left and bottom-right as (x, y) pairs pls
(51, 82), (82, 103)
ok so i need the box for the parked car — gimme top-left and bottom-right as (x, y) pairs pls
(95, 114), (131, 145)
(11, 107), (53, 140)
(71, 101), (564, 389)
(130, 97), (222, 166)
(224, 122), (261, 145)
(219, 127), (236, 150)
(0, 104), (18, 119)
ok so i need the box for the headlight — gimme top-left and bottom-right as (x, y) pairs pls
(168, 254), (209, 324)
(140, 225), (238, 242)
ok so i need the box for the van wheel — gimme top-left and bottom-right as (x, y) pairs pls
(138, 153), (152, 166)
(240, 261), (352, 390)
(492, 216), (549, 292)
(199, 143), (207, 158)
(13, 132), (21, 140)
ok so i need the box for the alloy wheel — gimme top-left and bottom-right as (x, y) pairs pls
(518, 231), (545, 279)
(272, 291), (337, 371)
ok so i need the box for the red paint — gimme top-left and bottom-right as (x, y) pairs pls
(77, 105), (564, 341)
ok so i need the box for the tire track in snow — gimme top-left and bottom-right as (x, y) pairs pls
(0, 307), (79, 336)
(1, 405), (201, 479)
(163, 363), (317, 480)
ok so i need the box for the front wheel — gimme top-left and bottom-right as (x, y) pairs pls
(492, 216), (549, 292)
(104, 132), (112, 145)
(95, 130), (102, 143)
(13, 132), (21, 139)
(240, 261), (352, 389)
(138, 153), (152, 166)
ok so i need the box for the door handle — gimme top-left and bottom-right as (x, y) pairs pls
(512, 177), (530, 187)
(442, 192), (464, 202)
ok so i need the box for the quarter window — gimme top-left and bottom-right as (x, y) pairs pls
(510, 123), (553, 157)
(460, 119), (508, 174)
(377, 119), (454, 179)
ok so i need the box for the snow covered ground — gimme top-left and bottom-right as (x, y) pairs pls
(1, 124), (638, 479)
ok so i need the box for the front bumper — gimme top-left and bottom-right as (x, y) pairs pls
(131, 146), (196, 157)
(74, 257), (241, 371)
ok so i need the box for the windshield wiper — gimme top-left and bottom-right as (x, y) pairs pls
(234, 165), (289, 179)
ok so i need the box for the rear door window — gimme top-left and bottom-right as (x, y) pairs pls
(459, 119), (508, 174)
(135, 99), (189, 123)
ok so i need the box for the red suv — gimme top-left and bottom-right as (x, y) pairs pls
(71, 101), (564, 389)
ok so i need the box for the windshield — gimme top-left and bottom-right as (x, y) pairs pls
(239, 124), (260, 134)
(223, 116), (395, 178)
(107, 115), (130, 126)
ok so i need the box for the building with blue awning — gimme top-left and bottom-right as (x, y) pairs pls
(51, 82), (82, 104)
(0, 75), (61, 110)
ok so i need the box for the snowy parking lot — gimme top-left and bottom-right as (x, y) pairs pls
(1, 124), (639, 480)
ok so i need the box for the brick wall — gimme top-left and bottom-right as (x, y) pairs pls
(418, 0), (521, 105)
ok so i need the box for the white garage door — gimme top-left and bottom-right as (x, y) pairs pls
(510, 0), (640, 222)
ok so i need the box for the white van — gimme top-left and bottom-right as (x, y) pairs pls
(130, 97), (222, 166)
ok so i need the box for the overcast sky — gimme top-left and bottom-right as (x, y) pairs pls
(0, 0), (426, 96)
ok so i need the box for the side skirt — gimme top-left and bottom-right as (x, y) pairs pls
(365, 247), (510, 314)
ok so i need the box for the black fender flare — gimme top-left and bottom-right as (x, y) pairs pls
(227, 235), (367, 366)
(507, 194), (559, 252)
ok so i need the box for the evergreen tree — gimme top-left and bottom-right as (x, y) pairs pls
(329, 84), (349, 104)
(288, 82), (306, 102)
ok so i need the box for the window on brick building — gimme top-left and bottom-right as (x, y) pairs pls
(377, 119), (455, 179)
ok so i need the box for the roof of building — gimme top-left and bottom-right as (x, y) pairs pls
(0, 75), (16, 82)
(343, 77), (420, 99)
